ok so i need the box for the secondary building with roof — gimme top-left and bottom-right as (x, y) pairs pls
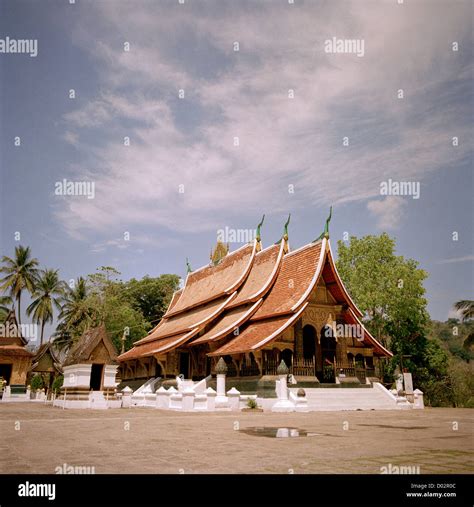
(0, 310), (33, 394)
(54, 324), (121, 409)
(28, 342), (63, 394)
(118, 213), (392, 393)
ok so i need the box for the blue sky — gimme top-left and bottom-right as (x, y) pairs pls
(0, 0), (472, 337)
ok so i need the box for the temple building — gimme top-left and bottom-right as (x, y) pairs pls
(54, 325), (120, 408)
(28, 342), (63, 394)
(118, 214), (392, 393)
(0, 310), (33, 393)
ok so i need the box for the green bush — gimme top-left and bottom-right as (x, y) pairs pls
(246, 398), (258, 409)
(30, 375), (44, 391)
(52, 375), (63, 394)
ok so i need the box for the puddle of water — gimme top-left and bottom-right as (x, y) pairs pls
(239, 427), (312, 438)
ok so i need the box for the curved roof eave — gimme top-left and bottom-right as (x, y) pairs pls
(326, 240), (364, 318)
(347, 307), (393, 357)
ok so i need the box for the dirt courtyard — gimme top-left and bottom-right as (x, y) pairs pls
(0, 404), (472, 474)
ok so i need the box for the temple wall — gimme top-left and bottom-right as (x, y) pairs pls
(0, 356), (31, 385)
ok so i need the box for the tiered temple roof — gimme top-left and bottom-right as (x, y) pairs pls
(0, 310), (33, 358)
(119, 220), (392, 362)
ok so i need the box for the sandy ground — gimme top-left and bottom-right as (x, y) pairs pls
(0, 404), (472, 474)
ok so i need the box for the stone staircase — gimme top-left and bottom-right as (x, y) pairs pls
(289, 383), (408, 411)
(88, 391), (108, 410)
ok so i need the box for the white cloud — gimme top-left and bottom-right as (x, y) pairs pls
(56, 1), (472, 240)
(437, 255), (474, 265)
(367, 196), (407, 230)
(63, 131), (79, 146)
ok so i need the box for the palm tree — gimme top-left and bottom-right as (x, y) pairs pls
(26, 269), (65, 346)
(54, 277), (95, 352)
(0, 295), (12, 321)
(0, 245), (39, 326)
(454, 300), (474, 322)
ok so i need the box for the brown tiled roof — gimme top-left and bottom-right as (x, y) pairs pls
(323, 242), (364, 318)
(190, 300), (262, 345)
(166, 243), (255, 316)
(119, 234), (392, 361)
(0, 311), (28, 347)
(0, 344), (34, 357)
(63, 325), (118, 366)
(118, 330), (198, 361)
(209, 304), (307, 356)
(252, 241), (323, 320)
(118, 243), (256, 361)
(134, 295), (233, 345)
(166, 288), (183, 313)
(227, 243), (283, 308)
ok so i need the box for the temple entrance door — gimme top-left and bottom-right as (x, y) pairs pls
(302, 325), (316, 359)
(179, 352), (190, 379)
(154, 361), (162, 378)
(281, 349), (293, 369)
(320, 326), (337, 383)
(0, 364), (12, 385)
(89, 364), (104, 391)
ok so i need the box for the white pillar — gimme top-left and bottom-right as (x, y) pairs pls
(413, 389), (424, 409)
(121, 386), (133, 408)
(227, 387), (240, 410)
(156, 386), (168, 409)
(205, 387), (216, 411)
(272, 360), (295, 412)
(216, 374), (226, 397)
(182, 388), (195, 411)
(215, 357), (230, 409)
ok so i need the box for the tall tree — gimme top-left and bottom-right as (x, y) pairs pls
(122, 274), (181, 323)
(0, 295), (12, 322)
(0, 245), (39, 326)
(336, 234), (434, 385)
(454, 300), (474, 322)
(59, 276), (95, 332)
(336, 233), (428, 347)
(56, 277), (96, 343)
(26, 269), (65, 346)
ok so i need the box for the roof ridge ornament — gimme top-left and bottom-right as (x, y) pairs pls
(314, 206), (332, 242)
(186, 257), (192, 274)
(256, 214), (265, 243)
(283, 213), (291, 241)
(275, 213), (291, 242)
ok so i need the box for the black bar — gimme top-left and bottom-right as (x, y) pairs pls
(0, 474), (471, 506)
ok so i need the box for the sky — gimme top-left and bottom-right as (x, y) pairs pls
(0, 0), (472, 341)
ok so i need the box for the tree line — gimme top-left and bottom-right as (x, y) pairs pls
(336, 233), (473, 408)
(0, 246), (180, 354)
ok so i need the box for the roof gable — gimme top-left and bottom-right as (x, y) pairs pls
(64, 325), (118, 366)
